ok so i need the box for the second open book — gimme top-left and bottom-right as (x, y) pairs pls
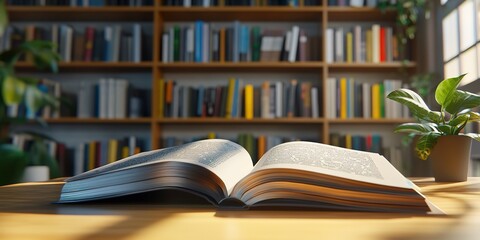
(59, 139), (442, 213)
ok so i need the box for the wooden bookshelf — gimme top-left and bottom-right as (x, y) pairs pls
(8, 0), (417, 152)
(327, 7), (397, 21)
(158, 118), (325, 124)
(328, 62), (416, 72)
(159, 6), (324, 21)
(327, 118), (414, 124)
(7, 6), (154, 21)
(158, 62), (325, 72)
(43, 118), (152, 124)
(15, 62), (154, 72)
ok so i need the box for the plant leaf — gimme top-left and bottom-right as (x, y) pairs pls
(437, 125), (455, 135)
(435, 73), (466, 109)
(0, 0), (8, 37)
(449, 113), (470, 128)
(0, 144), (28, 186)
(444, 90), (480, 115)
(387, 89), (442, 122)
(463, 133), (480, 142)
(469, 111), (480, 122)
(24, 85), (58, 114)
(415, 132), (441, 160)
(394, 123), (439, 134)
(2, 75), (26, 105)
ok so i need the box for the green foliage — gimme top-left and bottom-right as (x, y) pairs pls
(378, 0), (427, 46)
(0, 144), (28, 185)
(387, 74), (480, 160)
(0, 2), (61, 185)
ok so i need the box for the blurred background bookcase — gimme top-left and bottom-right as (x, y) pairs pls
(6, 0), (423, 176)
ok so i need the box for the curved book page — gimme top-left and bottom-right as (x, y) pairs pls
(63, 139), (253, 201)
(252, 141), (412, 189)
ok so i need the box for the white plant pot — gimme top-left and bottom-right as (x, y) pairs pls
(21, 166), (50, 182)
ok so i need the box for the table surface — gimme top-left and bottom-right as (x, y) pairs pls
(0, 177), (479, 240)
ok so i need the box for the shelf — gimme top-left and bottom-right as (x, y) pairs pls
(158, 62), (324, 72)
(327, 118), (413, 124)
(159, 6), (324, 22)
(158, 118), (325, 124)
(7, 6), (154, 21)
(43, 118), (152, 124)
(15, 62), (154, 72)
(327, 7), (396, 21)
(327, 62), (416, 72)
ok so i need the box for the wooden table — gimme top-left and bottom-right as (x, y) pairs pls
(0, 178), (479, 240)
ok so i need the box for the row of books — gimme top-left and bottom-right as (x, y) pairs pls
(327, 0), (377, 6)
(10, 134), (74, 177)
(77, 79), (151, 119)
(6, 0), (153, 6)
(163, 134), (311, 163)
(163, 0), (321, 6)
(0, 24), (151, 62)
(159, 79), (320, 119)
(326, 78), (406, 119)
(162, 22), (316, 63)
(325, 25), (409, 63)
(5, 78), (65, 120)
(74, 136), (147, 175)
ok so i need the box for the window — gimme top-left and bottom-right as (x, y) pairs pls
(441, 0), (480, 86)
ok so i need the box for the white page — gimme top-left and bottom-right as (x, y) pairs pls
(252, 141), (412, 189)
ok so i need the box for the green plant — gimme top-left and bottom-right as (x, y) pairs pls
(0, 1), (61, 185)
(378, 0), (428, 54)
(387, 74), (480, 160)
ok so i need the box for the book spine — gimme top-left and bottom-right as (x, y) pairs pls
(372, 24), (380, 63)
(326, 28), (334, 63)
(371, 84), (380, 119)
(195, 21), (203, 62)
(84, 27), (94, 61)
(340, 78), (347, 119)
(244, 84), (254, 119)
(288, 25), (299, 62)
(346, 31), (353, 63)
(380, 27), (386, 62)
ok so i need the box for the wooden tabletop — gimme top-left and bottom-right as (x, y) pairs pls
(0, 178), (479, 240)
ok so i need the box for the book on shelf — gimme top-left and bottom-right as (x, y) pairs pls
(162, 22), (318, 63)
(158, 78), (320, 119)
(0, 24), (151, 63)
(325, 77), (406, 119)
(328, 0), (378, 7)
(74, 136), (147, 175)
(58, 139), (442, 214)
(10, 134), (75, 177)
(325, 24), (408, 63)
(77, 78), (151, 119)
(5, 78), (70, 120)
(162, 0), (321, 6)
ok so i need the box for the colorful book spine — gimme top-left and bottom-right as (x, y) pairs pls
(371, 84), (380, 119)
(245, 84), (254, 119)
(340, 78), (347, 119)
(194, 21), (203, 62)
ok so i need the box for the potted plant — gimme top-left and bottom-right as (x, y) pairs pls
(387, 74), (480, 182)
(0, 1), (61, 185)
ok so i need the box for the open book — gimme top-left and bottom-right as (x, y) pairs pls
(59, 139), (441, 213)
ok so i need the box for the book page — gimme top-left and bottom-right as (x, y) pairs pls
(69, 139), (253, 195)
(252, 141), (412, 189)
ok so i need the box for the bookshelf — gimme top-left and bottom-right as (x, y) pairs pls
(7, 0), (419, 175)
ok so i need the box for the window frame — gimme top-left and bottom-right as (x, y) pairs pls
(437, 0), (480, 91)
